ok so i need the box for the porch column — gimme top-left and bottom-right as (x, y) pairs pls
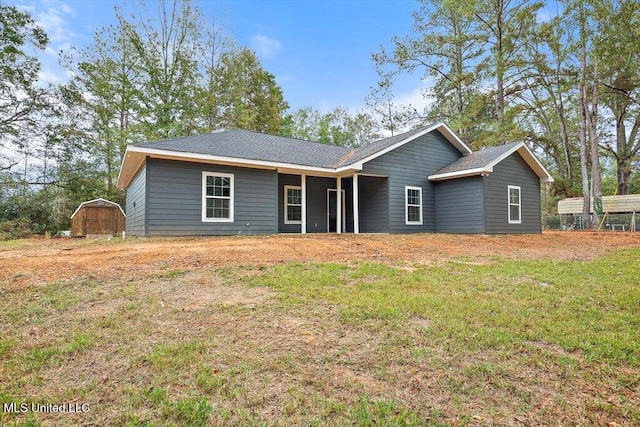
(301, 174), (307, 234)
(353, 174), (359, 234)
(336, 176), (342, 233)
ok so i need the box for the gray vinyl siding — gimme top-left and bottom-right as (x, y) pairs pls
(146, 158), (277, 235)
(277, 174), (301, 233)
(358, 175), (389, 233)
(125, 164), (146, 236)
(484, 152), (541, 234)
(306, 177), (332, 233)
(435, 177), (485, 233)
(360, 130), (462, 233)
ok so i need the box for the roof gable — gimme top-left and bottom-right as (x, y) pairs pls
(428, 142), (554, 183)
(342, 122), (471, 167)
(71, 198), (126, 219)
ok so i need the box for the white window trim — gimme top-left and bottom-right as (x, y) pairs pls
(284, 185), (302, 225)
(202, 171), (234, 222)
(405, 186), (423, 225)
(508, 185), (521, 224)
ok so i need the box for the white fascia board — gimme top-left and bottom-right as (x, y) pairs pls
(517, 145), (555, 183)
(484, 142), (525, 171)
(117, 145), (355, 188)
(483, 143), (555, 183)
(351, 122), (473, 169)
(436, 122), (473, 155)
(115, 146), (133, 188)
(127, 146), (335, 172)
(116, 150), (146, 189)
(428, 167), (490, 181)
(429, 143), (555, 183)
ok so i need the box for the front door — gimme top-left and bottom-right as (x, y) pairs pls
(327, 189), (345, 232)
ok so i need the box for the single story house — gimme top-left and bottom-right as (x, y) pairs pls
(116, 122), (553, 236)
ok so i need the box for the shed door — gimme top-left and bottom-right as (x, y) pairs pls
(84, 207), (116, 234)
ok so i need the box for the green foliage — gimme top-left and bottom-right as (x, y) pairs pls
(0, 218), (32, 240)
(213, 48), (288, 134)
(1, 0), (292, 236)
(372, 0), (639, 197)
(281, 107), (380, 147)
(0, 5), (49, 138)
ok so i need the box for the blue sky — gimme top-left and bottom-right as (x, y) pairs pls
(17, 0), (426, 113)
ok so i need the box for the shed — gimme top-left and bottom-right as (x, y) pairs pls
(71, 198), (126, 237)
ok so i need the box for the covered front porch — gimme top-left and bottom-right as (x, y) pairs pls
(277, 173), (388, 234)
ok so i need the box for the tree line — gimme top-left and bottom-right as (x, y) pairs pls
(1, 0), (638, 237)
(371, 0), (640, 227)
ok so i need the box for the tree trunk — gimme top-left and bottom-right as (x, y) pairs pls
(587, 57), (601, 228)
(617, 158), (631, 195)
(495, 2), (505, 122)
(578, 36), (591, 229)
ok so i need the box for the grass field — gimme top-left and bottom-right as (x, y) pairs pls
(0, 233), (639, 425)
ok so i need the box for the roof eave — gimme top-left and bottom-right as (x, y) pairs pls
(428, 143), (555, 183)
(428, 167), (490, 181)
(117, 145), (362, 189)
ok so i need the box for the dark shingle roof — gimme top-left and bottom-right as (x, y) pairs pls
(133, 124), (458, 168)
(135, 130), (353, 169)
(134, 127), (440, 169)
(431, 141), (521, 175)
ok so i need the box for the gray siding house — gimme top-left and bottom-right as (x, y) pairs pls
(116, 122), (553, 236)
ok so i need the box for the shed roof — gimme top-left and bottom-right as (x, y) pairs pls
(558, 194), (640, 215)
(71, 198), (126, 219)
(428, 141), (554, 183)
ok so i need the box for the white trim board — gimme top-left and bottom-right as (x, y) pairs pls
(283, 185), (303, 225)
(428, 142), (554, 183)
(201, 171), (235, 223)
(71, 198), (126, 219)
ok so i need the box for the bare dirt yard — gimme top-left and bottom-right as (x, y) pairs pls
(1, 231), (639, 426)
(3, 231), (639, 285)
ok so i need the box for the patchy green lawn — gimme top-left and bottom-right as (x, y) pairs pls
(0, 238), (638, 425)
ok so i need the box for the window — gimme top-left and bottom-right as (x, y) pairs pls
(405, 186), (423, 225)
(508, 185), (521, 224)
(202, 172), (234, 222)
(284, 185), (302, 224)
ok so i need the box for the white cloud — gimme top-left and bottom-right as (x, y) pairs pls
(35, 1), (82, 45)
(394, 85), (434, 113)
(251, 34), (282, 59)
(37, 68), (68, 85)
(16, 1), (85, 85)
